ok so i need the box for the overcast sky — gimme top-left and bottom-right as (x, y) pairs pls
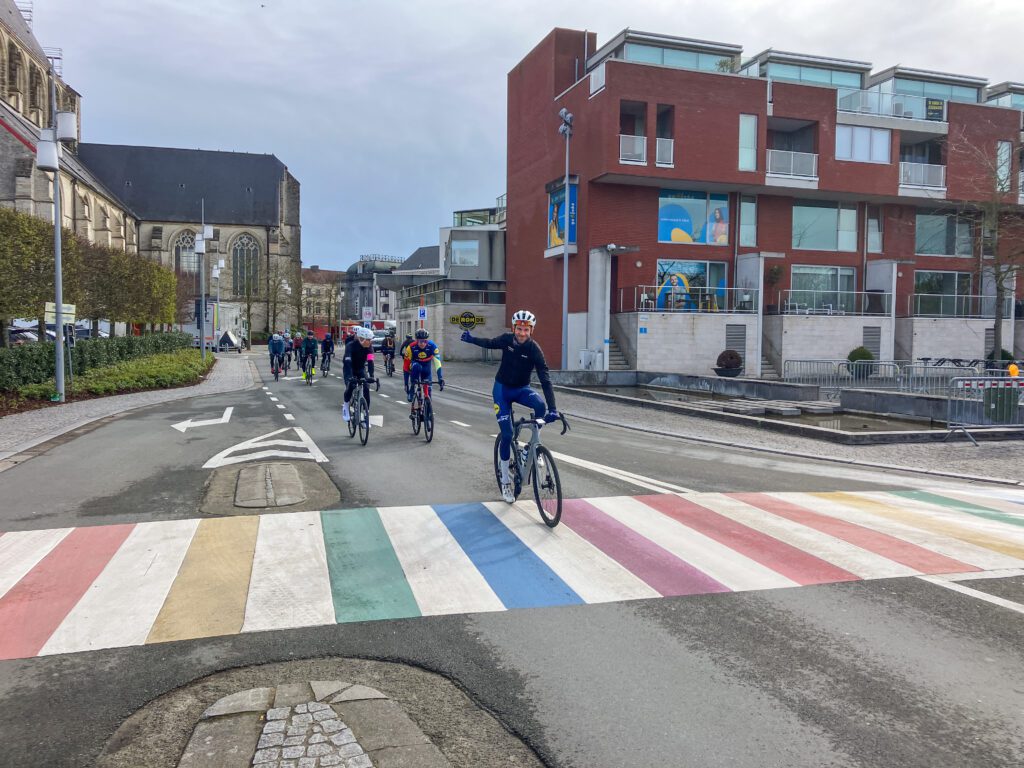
(31, 0), (1024, 271)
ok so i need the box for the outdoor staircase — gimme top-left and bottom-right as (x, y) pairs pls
(760, 355), (780, 380)
(608, 338), (631, 370)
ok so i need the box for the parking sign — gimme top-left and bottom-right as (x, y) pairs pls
(418, 307), (427, 320)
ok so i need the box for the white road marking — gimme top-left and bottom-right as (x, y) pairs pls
(380, 393), (390, 398)
(0, 529), (72, 600)
(284, 414), (295, 421)
(171, 406), (234, 433)
(276, 404), (285, 409)
(549, 451), (694, 494)
(942, 567), (1024, 581)
(269, 397), (279, 402)
(243, 512), (336, 632)
(40, 520), (199, 654)
(203, 427), (328, 468)
(451, 421), (471, 427)
(918, 574), (1024, 615)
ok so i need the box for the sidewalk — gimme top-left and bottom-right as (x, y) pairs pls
(442, 361), (1024, 484)
(0, 352), (258, 464)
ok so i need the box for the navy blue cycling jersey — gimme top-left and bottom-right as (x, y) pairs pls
(464, 333), (555, 409)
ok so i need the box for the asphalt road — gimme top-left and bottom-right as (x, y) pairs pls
(0, 356), (1022, 767)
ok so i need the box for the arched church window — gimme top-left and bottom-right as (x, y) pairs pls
(232, 233), (260, 295)
(174, 231), (198, 274)
(7, 43), (22, 97)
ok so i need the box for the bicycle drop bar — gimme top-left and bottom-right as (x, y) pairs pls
(513, 413), (570, 435)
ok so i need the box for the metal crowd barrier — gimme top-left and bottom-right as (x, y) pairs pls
(784, 359), (994, 399)
(946, 377), (1024, 445)
(899, 364), (985, 395)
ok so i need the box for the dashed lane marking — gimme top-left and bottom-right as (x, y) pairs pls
(284, 414), (295, 421)
(276, 405), (285, 409)
(269, 397), (279, 402)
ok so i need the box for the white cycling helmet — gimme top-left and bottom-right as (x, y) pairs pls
(271, 333), (282, 341)
(511, 309), (536, 327)
(355, 326), (374, 341)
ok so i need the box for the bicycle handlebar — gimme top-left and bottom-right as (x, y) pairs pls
(512, 413), (570, 435)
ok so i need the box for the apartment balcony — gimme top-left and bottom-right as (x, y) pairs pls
(778, 290), (892, 316)
(836, 88), (946, 122)
(908, 293), (1012, 319)
(766, 149), (818, 189)
(619, 134), (647, 165)
(655, 137), (674, 167)
(617, 286), (758, 314)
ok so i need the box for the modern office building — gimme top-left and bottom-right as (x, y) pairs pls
(508, 28), (1024, 374)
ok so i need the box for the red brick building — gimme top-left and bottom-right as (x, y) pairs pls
(508, 29), (1024, 374)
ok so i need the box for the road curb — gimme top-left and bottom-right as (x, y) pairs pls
(443, 383), (1023, 488)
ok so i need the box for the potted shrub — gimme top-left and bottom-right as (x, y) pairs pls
(847, 346), (875, 380)
(714, 349), (743, 377)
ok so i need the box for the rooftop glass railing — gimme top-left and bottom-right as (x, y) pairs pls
(837, 88), (947, 121)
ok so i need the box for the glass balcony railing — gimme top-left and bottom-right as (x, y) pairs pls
(767, 149), (818, 178)
(899, 161), (946, 188)
(619, 134), (646, 164)
(617, 286), (758, 314)
(780, 290), (891, 316)
(655, 137), (674, 166)
(909, 293), (1013, 318)
(837, 88), (947, 121)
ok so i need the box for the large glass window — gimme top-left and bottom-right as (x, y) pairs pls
(790, 266), (856, 312)
(914, 270), (973, 316)
(624, 44), (732, 73)
(739, 195), (757, 247)
(658, 190), (730, 245)
(174, 231), (197, 274)
(654, 259), (728, 310)
(739, 114), (757, 171)
(765, 63), (861, 88)
(915, 211), (972, 255)
(231, 234), (260, 296)
(836, 125), (890, 163)
(451, 239), (479, 267)
(893, 78), (978, 104)
(792, 200), (858, 251)
(996, 140), (1012, 192)
(867, 206), (883, 253)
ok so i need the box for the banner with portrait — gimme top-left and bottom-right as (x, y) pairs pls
(658, 190), (729, 245)
(548, 184), (577, 248)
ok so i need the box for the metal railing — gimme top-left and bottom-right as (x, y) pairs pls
(617, 286), (759, 314)
(767, 149), (818, 178)
(899, 161), (946, 188)
(656, 137), (674, 166)
(900, 363), (986, 395)
(784, 359), (999, 400)
(619, 134), (647, 164)
(778, 290), (892, 316)
(908, 293), (1014, 318)
(947, 377), (1024, 443)
(836, 88), (946, 122)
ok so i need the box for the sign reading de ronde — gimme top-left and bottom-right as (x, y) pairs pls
(449, 311), (486, 330)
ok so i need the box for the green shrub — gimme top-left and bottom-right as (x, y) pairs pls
(987, 348), (1013, 361)
(716, 349), (743, 369)
(19, 349), (214, 400)
(847, 346), (874, 363)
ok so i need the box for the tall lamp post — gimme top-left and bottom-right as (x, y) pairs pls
(558, 107), (573, 370)
(35, 65), (78, 402)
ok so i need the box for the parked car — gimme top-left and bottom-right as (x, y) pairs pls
(372, 329), (389, 353)
(7, 327), (39, 345)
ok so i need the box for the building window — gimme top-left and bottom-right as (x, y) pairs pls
(623, 43), (732, 73)
(658, 190), (730, 245)
(231, 234), (260, 296)
(915, 211), (972, 256)
(738, 115), (757, 171)
(892, 78), (978, 104)
(315, 303), (322, 314)
(791, 265), (856, 312)
(381, 303), (390, 314)
(305, 302), (313, 315)
(792, 200), (857, 251)
(764, 62), (861, 88)
(739, 195), (757, 246)
(379, 289), (389, 297)
(914, 270), (973, 315)
(174, 231), (198, 273)
(654, 259), (727, 310)
(836, 126), (890, 163)
(996, 140), (1012, 192)
(451, 239), (480, 266)
(867, 206), (883, 253)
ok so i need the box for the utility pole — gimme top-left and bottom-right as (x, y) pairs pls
(558, 107), (574, 370)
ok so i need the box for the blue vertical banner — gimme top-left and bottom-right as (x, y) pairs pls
(548, 184), (578, 248)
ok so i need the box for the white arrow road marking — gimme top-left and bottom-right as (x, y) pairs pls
(171, 407), (234, 433)
(548, 451), (694, 494)
(203, 427), (328, 468)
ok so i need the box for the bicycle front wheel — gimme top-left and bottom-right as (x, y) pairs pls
(531, 445), (562, 527)
(492, 435), (523, 499)
(358, 395), (370, 445)
(347, 398), (357, 437)
(411, 392), (422, 435)
(423, 398), (434, 443)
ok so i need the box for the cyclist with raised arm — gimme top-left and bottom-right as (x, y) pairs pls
(405, 329), (444, 411)
(320, 332), (335, 372)
(342, 326), (376, 422)
(461, 309), (559, 503)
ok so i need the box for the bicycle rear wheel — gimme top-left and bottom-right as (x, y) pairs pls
(531, 446), (562, 527)
(492, 435), (523, 499)
(423, 398), (434, 443)
(358, 394), (370, 445)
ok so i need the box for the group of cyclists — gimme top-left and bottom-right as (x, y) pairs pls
(265, 309), (560, 503)
(268, 329), (335, 379)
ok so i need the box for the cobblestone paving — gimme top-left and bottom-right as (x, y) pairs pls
(253, 702), (372, 768)
(443, 361), (1024, 483)
(0, 353), (257, 459)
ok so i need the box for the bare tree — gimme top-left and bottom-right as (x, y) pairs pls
(946, 124), (1024, 362)
(265, 260), (289, 332)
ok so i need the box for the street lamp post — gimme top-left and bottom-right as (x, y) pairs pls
(35, 64), (78, 402)
(558, 107), (573, 370)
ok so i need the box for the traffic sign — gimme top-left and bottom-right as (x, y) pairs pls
(418, 307), (427, 320)
(362, 307), (373, 322)
(44, 302), (76, 323)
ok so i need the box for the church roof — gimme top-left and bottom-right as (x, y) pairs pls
(76, 144), (287, 226)
(0, 0), (48, 64)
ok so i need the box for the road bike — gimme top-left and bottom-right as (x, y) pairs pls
(492, 407), (569, 527)
(346, 376), (379, 446)
(409, 376), (443, 443)
(270, 352), (283, 382)
(384, 354), (395, 377)
(303, 354), (315, 386)
(321, 351), (332, 378)
(283, 350), (291, 376)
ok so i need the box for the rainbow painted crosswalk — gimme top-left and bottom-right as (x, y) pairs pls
(1, 488), (1023, 661)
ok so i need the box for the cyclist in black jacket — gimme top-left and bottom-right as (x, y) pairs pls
(342, 326), (376, 422)
(461, 309), (559, 502)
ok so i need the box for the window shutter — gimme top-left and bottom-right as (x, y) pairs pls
(862, 326), (881, 359)
(725, 324), (746, 363)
